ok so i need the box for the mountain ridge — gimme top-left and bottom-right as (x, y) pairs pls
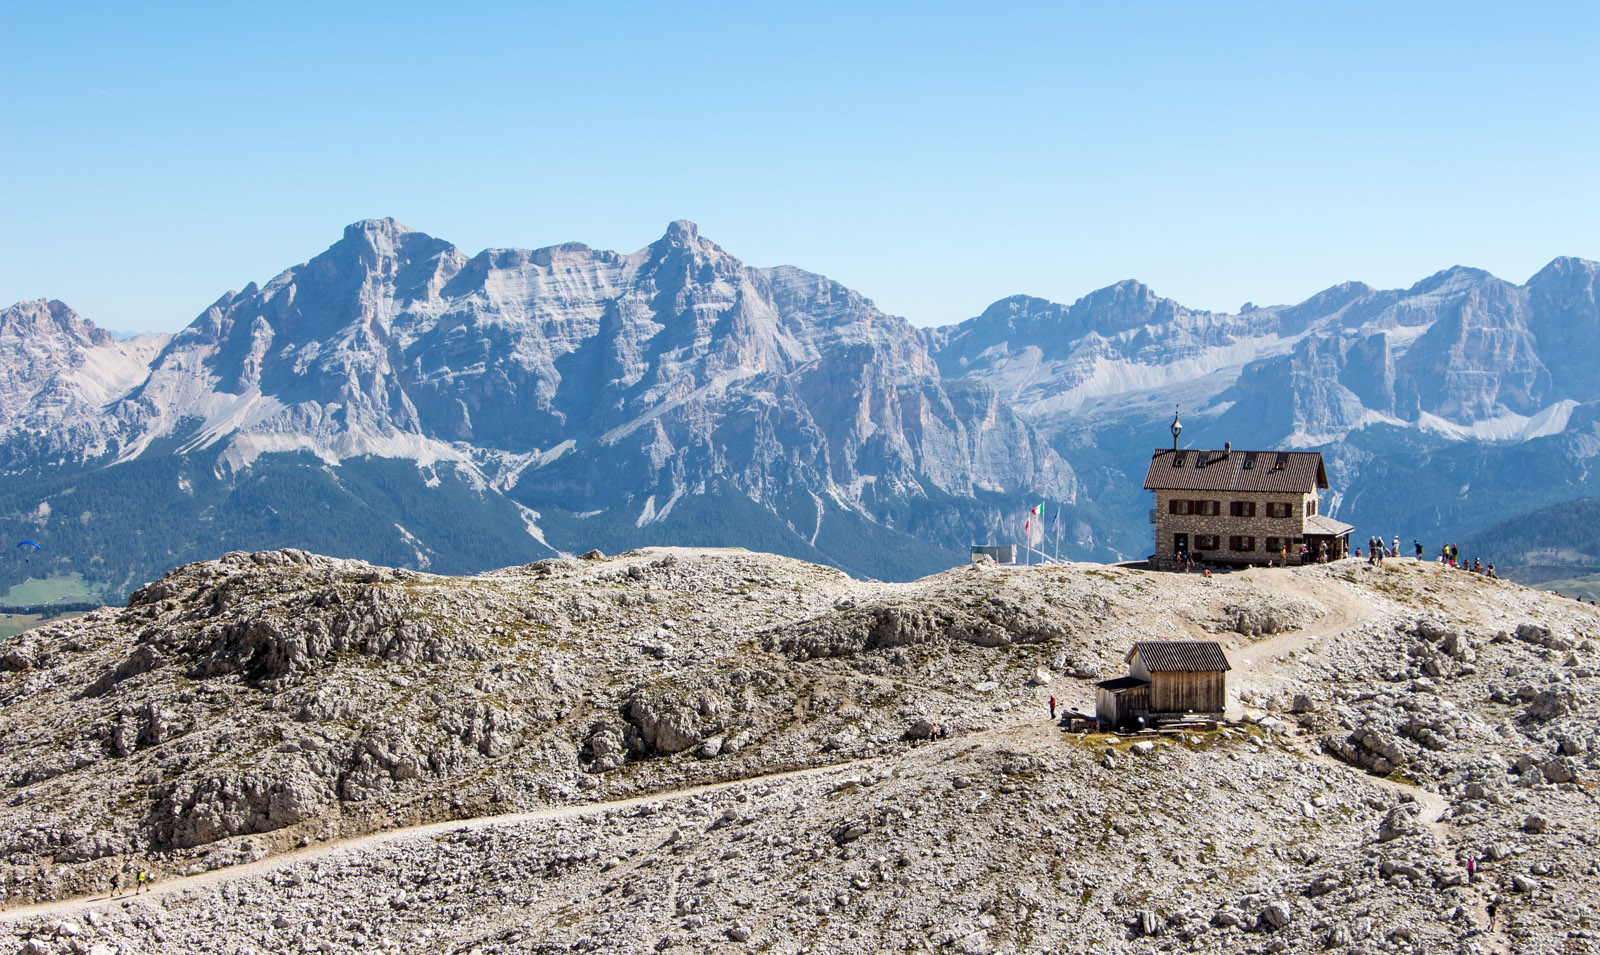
(2, 221), (1597, 596)
(0, 220), (1076, 593)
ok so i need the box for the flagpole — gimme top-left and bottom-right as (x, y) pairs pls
(1053, 503), (1061, 562)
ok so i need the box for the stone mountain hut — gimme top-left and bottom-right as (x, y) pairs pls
(1143, 411), (1353, 566)
(1095, 640), (1231, 730)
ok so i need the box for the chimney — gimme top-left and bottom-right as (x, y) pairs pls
(1224, 441), (1231, 457)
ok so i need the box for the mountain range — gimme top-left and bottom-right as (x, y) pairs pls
(2, 220), (1597, 596)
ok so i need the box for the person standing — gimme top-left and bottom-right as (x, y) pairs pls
(1048, 696), (1057, 720)
(1414, 540), (1422, 560)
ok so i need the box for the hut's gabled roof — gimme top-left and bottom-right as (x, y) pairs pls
(1142, 448), (1328, 492)
(1095, 675), (1150, 692)
(1127, 640), (1231, 672)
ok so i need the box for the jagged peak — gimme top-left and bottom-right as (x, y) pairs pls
(0, 298), (112, 346)
(1404, 264), (1497, 297)
(663, 219), (700, 244)
(643, 220), (737, 271)
(974, 294), (1059, 322)
(1526, 255), (1600, 287)
(342, 217), (415, 242)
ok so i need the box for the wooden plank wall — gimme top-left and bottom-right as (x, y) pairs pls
(1150, 671), (1226, 714)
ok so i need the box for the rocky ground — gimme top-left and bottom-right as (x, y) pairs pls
(0, 548), (1596, 954)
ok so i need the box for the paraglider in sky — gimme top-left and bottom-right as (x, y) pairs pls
(17, 541), (41, 562)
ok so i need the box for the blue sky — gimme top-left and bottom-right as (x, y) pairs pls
(3, 2), (1597, 331)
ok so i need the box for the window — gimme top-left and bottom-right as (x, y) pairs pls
(1198, 500), (1221, 516)
(1229, 501), (1257, 517)
(1172, 455), (1184, 467)
(1229, 536), (1256, 552)
(1305, 499), (1317, 516)
(1195, 535), (1220, 551)
(1265, 502), (1291, 519)
(1265, 536), (1284, 553)
(1168, 499), (1184, 515)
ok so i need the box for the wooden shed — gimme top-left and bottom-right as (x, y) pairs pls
(1094, 676), (1151, 730)
(1128, 641), (1230, 718)
(1097, 640), (1231, 729)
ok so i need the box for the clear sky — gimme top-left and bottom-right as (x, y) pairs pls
(3, 2), (1597, 332)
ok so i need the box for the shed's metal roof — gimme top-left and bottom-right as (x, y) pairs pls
(1304, 513), (1355, 537)
(1142, 448), (1328, 492)
(1126, 641), (1232, 672)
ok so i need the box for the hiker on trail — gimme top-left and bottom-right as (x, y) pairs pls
(136, 870), (147, 894)
(1466, 857), (1477, 884)
(110, 870), (122, 898)
(1415, 540), (1422, 559)
(1279, 544), (1288, 566)
(1048, 696), (1057, 720)
(1486, 899), (1498, 930)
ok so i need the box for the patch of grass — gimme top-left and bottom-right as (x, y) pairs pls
(1, 572), (104, 605)
(1385, 768), (1421, 787)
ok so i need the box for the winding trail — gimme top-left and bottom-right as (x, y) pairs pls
(1, 562), (1513, 951)
(0, 757), (880, 925)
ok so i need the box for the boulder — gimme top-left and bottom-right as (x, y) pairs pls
(1378, 805), (1422, 842)
(1260, 901), (1292, 929)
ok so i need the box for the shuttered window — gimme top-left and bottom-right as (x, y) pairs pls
(1265, 502), (1291, 519)
(1229, 501), (1257, 517)
(1195, 535), (1220, 550)
(1229, 536), (1256, 552)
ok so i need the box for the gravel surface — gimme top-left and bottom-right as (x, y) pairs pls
(1, 549), (1596, 953)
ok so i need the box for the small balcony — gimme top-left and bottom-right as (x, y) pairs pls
(1148, 508), (1159, 524)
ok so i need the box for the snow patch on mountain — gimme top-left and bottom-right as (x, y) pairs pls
(1417, 400), (1579, 442)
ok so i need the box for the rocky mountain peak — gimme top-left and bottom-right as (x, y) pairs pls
(340, 216), (414, 244)
(645, 219), (734, 267)
(0, 298), (112, 347)
(1404, 265), (1497, 298)
(662, 218), (701, 245)
(1526, 255), (1600, 292)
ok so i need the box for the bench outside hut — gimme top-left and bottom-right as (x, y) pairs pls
(1096, 640), (1231, 730)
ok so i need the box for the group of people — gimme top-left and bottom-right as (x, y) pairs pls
(1355, 536), (1499, 578)
(1437, 542), (1496, 577)
(0, 864), (152, 911)
(109, 866), (152, 898)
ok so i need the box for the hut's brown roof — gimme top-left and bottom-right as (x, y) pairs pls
(1142, 448), (1328, 492)
(1127, 641), (1231, 672)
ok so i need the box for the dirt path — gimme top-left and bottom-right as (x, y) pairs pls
(0, 757), (883, 925)
(1220, 565), (1389, 717)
